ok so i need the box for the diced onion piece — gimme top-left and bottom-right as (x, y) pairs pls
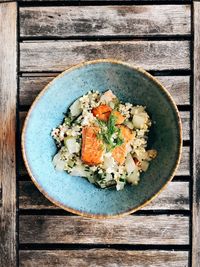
(70, 165), (88, 177)
(103, 153), (117, 170)
(141, 160), (149, 172)
(126, 144), (132, 154)
(70, 99), (82, 117)
(116, 181), (125, 191)
(135, 149), (148, 161)
(105, 173), (113, 182)
(125, 153), (136, 175)
(64, 137), (80, 154)
(126, 169), (140, 185)
(124, 120), (134, 129)
(100, 90), (116, 103)
(132, 114), (146, 129)
(53, 151), (66, 171)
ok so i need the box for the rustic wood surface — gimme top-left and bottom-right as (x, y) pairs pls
(20, 5), (191, 38)
(19, 250), (189, 267)
(19, 181), (189, 210)
(0, 2), (17, 267)
(18, 108), (190, 138)
(18, 145), (190, 177)
(20, 41), (190, 72)
(193, 2), (200, 267)
(19, 75), (190, 106)
(19, 215), (189, 244)
(0, 1), (195, 266)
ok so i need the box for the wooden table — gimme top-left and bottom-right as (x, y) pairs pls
(0, 1), (200, 266)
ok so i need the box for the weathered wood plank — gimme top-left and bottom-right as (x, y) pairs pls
(19, 250), (189, 267)
(19, 75), (190, 106)
(181, 111), (190, 141)
(19, 215), (189, 244)
(20, 41), (190, 72)
(18, 120), (190, 177)
(193, 2), (200, 267)
(18, 146), (190, 176)
(178, 146), (190, 176)
(18, 109), (190, 176)
(20, 5), (191, 38)
(18, 181), (189, 210)
(18, 110), (190, 140)
(0, 3), (17, 267)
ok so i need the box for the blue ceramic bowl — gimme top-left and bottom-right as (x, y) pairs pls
(22, 59), (182, 218)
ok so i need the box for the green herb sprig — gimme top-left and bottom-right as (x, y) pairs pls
(97, 112), (124, 151)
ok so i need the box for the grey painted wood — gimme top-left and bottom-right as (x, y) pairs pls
(18, 181), (189, 210)
(193, 2), (200, 267)
(19, 250), (189, 267)
(20, 6), (191, 37)
(19, 215), (189, 244)
(19, 75), (190, 106)
(20, 41), (190, 72)
(0, 3), (17, 267)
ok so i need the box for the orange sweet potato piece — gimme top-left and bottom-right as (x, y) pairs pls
(92, 105), (125, 124)
(81, 126), (104, 166)
(92, 105), (112, 121)
(112, 125), (134, 165)
(112, 110), (125, 124)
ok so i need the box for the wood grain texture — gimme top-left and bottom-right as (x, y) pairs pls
(18, 140), (190, 179)
(20, 41), (190, 72)
(193, 2), (200, 267)
(18, 110), (190, 176)
(20, 5), (191, 38)
(18, 110), (190, 140)
(19, 250), (189, 267)
(19, 215), (189, 244)
(18, 181), (189, 210)
(19, 75), (190, 106)
(0, 3), (17, 267)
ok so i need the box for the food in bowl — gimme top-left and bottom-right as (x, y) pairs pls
(52, 90), (157, 190)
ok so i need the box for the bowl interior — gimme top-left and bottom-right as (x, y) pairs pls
(23, 61), (181, 217)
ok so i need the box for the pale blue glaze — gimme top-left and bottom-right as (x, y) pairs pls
(23, 61), (181, 217)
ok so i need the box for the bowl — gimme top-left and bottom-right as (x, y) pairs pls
(22, 59), (182, 218)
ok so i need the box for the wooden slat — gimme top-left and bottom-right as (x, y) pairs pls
(19, 215), (189, 244)
(18, 110), (190, 176)
(181, 111), (190, 141)
(18, 146), (190, 176)
(18, 110), (190, 140)
(0, 3), (17, 267)
(193, 2), (200, 267)
(20, 5), (191, 38)
(18, 181), (189, 210)
(19, 75), (190, 106)
(19, 250), (189, 267)
(178, 146), (190, 176)
(20, 41), (190, 72)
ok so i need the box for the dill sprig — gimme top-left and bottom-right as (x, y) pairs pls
(97, 112), (124, 151)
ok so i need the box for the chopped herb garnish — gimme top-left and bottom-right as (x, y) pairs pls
(97, 112), (124, 151)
